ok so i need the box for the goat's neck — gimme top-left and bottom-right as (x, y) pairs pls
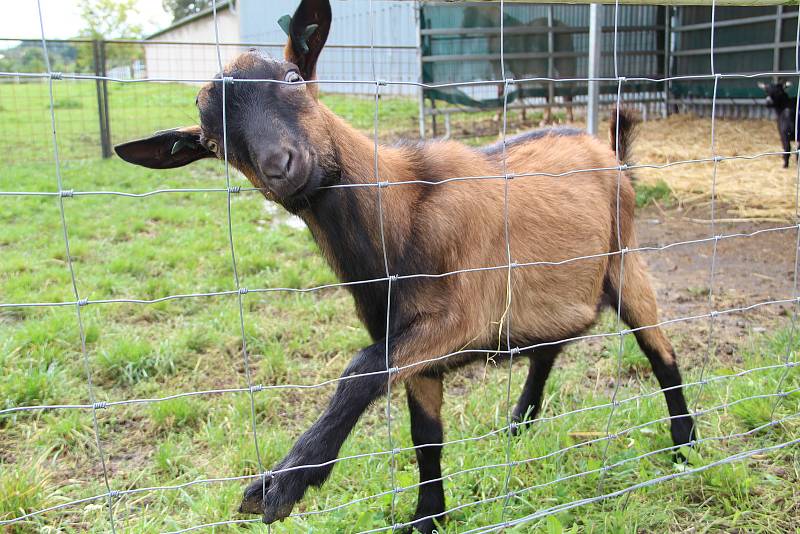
(298, 103), (418, 280)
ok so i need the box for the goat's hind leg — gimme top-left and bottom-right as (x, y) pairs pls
(606, 253), (696, 447)
(510, 345), (560, 435)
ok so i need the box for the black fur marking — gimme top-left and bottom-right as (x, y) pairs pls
(481, 127), (584, 156)
(240, 340), (392, 522)
(406, 380), (445, 534)
(511, 346), (560, 433)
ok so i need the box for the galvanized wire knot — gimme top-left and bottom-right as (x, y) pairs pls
(388, 274), (399, 283)
(509, 347), (521, 356)
(238, 287), (249, 294)
(249, 384), (263, 393)
(49, 72), (63, 80)
(505, 77), (515, 86)
(222, 76), (234, 85)
(60, 189), (74, 198)
(377, 181), (390, 188)
(108, 490), (121, 499)
(388, 366), (399, 375)
(618, 76), (627, 83)
(92, 401), (108, 410)
(228, 186), (241, 194)
(375, 79), (387, 87)
(618, 164), (628, 171)
(505, 172), (515, 180)
(77, 298), (89, 307)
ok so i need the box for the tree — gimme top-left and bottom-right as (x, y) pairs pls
(79, 0), (143, 40)
(162, 0), (213, 22)
(76, 0), (144, 73)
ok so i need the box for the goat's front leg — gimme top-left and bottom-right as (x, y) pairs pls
(239, 340), (392, 523)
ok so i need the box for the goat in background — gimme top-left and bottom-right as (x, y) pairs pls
(759, 80), (798, 168)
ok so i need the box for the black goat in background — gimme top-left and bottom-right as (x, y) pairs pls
(759, 81), (798, 168)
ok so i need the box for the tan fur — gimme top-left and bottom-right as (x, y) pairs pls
(202, 48), (675, 381)
(406, 375), (443, 420)
(292, 102), (675, 379)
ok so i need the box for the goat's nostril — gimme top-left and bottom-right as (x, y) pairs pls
(285, 150), (293, 175)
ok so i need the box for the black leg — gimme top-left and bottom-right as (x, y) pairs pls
(239, 341), (391, 523)
(633, 333), (696, 447)
(783, 133), (791, 168)
(511, 346), (560, 434)
(406, 375), (445, 534)
(609, 254), (696, 448)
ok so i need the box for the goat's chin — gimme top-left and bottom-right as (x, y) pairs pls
(272, 169), (325, 212)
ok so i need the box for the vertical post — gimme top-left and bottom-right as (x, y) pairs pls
(547, 5), (555, 123)
(415, 0), (426, 139)
(93, 40), (112, 159)
(774, 5), (784, 81)
(99, 40), (112, 158)
(663, 5), (672, 118)
(587, 3), (602, 135)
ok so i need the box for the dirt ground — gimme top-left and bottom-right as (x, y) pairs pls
(634, 202), (797, 365)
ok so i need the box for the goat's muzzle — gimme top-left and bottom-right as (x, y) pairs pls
(255, 145), (315, 199)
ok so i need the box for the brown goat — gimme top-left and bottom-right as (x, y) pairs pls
(114, 0), (695, 531)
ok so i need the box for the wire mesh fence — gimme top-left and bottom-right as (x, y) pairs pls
(1, 0), (800, 532)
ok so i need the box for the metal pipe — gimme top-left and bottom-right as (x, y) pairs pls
(588, 3), (603, 135)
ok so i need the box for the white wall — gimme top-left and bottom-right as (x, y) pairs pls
(144, 7), (241, 82)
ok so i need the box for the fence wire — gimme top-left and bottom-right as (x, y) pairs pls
(1, 1), (800, 533)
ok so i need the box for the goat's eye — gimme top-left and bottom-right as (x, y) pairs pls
(206, 140), (218, 153)
(284, 70), (303, 84)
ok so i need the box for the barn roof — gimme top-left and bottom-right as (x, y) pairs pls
(147, 0), (234, 40)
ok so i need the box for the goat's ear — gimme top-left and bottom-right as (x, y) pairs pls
(281, 0), (331, 83)
(757, 81), (768, 91)
(114, 126), (214, 169)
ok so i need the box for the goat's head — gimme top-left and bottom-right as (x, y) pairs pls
(114, 0), (334, 206)
(758, 80), (793, 109)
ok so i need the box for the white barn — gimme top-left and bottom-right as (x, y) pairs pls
(143, 0), (419, 94)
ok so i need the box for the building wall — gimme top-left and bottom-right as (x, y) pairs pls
(144, 7), (242, 83)
(238, 0), (420, 95)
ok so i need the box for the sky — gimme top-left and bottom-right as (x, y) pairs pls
(3, 0), (172, 40)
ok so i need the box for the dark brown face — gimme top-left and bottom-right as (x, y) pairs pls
(113, 0), (334, 209)
(196, 50), (328, 202)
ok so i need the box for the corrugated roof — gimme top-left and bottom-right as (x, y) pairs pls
(147, 0), (234, 39)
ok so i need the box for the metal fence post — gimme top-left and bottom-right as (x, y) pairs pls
(547, 5), (555, 123)
(416, 0), (426, 140)
(663, 5), (672, 118)
(93, 39), (112, 159)
(587, 3), (602, 135)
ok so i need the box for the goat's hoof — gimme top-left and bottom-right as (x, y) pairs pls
(238, 473), (298, 524)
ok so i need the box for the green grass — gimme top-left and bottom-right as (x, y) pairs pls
(1, 85), (799, 532)
(635, 179), (674, 208)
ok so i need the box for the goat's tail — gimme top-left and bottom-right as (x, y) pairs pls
(609, 107), (639, 163)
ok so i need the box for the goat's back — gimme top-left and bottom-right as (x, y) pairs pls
(403, 132), (634, 349)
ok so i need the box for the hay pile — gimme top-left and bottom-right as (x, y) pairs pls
(603, 115), (798, 220)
